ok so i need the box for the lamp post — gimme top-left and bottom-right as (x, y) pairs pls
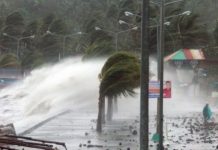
(46, 31), (83, 60)
(62, 32), (83, 57)
(94, 26), (138, 51)
(124, 10), (190, 57)
(140, 0), (150, 149)
(124, 10), (191, 20)
(125, 7), (191, 150)
(158, 0), (165, 149)
(3, 33), (35, 59)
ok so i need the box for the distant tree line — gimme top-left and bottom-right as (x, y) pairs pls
(0, 0), (217, 69)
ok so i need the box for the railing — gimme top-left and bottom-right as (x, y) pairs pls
(0, 135), (67, 150)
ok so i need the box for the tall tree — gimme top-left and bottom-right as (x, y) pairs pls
(2, 12), (25, 53)
(97, 52), (140, 132)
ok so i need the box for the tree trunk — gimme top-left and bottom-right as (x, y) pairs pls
(102, 97), (105, 124)
(96, 95), (105, 132)
(113, 96), (118, 113)
(107, 97), (113, 121)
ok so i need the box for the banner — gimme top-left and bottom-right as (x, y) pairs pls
(149, 81), (171, 98)
(163, 81), (171, 98)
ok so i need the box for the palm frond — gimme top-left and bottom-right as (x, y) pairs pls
(99, 52), (140, 98)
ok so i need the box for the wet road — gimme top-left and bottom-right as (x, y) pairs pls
(17, 110), (218, 150)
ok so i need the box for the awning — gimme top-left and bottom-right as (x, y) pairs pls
(164, 49), (205, 61)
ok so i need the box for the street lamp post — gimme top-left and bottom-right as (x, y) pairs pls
(95, 26), (138, 51)
(119, 20), (170, 54)
(156, 5), (190, 150)
(3, 33), (35, 59)
(140, 0), (150, 149)
(46, 31), (83, 60)
(158, 0), (165, 149)
(62, 32), (83, 57)
(125, 6), (191, 150)
(123, 10), (190, 58)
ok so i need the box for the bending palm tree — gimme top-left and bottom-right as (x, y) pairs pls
(97, 52), (140, 132)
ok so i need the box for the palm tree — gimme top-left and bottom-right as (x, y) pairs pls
(165, 13), (210, 55)
(96, 52), (140, 132)
(0, 53), (20, 68)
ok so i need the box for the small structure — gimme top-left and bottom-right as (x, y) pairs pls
(164, 48), (218, 98)
(164, 48), (205, 61)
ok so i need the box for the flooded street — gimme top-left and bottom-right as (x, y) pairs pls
(0, 57), (217, 149)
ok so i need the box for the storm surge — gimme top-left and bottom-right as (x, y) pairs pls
(0, 56), (210, 133)
(0, 57), (104, 126)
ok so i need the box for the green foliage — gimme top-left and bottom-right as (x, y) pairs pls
(0, 53), (20, 68)
(23, 20), (39, 36)
(164, 13), (210, 55)
(21, 50), (43, 69)
(99, 52), (140, 98)
(39, 13), (56, 34)
(89, 30), (113, 44)
(37, 14), (70, 62)
(100, 51), (139, 77)
(1, 11), (25, 53)
(214, 22), (218, 45)
(5, 11), (24, 26)
(179, 14), (209, 46)
(83, 41), (114, 60)
(49, 19), (68, 35)
(38, 34), (60, 62)
(3, 11), (25, 36)
(0, 0), (217, 64)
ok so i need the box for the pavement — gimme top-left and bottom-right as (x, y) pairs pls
(20, 111), (140, 150)
(16, 110), (218, 150)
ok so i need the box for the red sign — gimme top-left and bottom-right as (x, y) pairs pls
(163, 81), (171, 98)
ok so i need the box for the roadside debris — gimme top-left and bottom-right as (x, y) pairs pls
(0, 124), (67, 150)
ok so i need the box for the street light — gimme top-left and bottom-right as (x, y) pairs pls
(124, 10), (191, 20)
(119, 19), (170, 28)
(124, 10), (189, 46)
(124, 11), (142, 17)
(125, 4), (191, 150)
(94, 26), (138, 51)
(182, 10), (191, 15)
(151, 0), (187, 6)
(62, 32), (83, 57)
(3, 33), (35, 59)
(118, 20), (137, 27)
(156, 1), (191, 149)
(165, 10), (191, 19)
(46, 31), (84, 60)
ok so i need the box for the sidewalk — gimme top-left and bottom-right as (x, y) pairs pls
(19, 111), (218, 150)
(21, 111), (140, 150)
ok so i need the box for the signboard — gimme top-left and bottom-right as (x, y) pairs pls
(149, 81), (171, 98)
(149, 81), (160, 98)
(163, 81), (171, 98)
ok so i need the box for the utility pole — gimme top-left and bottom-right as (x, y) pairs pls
(140, 0), (150, 149)
(158, 0), (165, 149)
